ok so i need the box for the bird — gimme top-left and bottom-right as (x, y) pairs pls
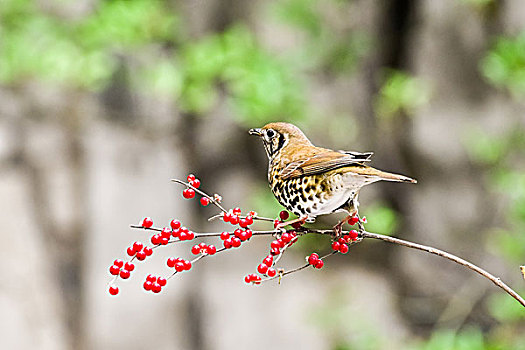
(249, 122), (416, 233)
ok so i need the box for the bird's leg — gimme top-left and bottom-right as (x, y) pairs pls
(333, 193), (360, 237)
(276, 216), (308, 230)
(333, 215), (351, 238)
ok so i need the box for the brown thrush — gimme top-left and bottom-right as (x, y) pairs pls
(249, 122), (416, 233)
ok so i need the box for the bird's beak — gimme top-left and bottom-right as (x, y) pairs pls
(249, 128), (262, 136)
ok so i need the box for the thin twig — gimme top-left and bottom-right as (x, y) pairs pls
(128, 220), (525, 307)
(171, 178), (228, 213)
(358, 231), (525, 308)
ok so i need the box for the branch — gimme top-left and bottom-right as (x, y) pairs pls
(359, 230), (525, 307)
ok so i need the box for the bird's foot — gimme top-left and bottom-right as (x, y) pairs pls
(333, 215), (351, 238)
(276, 216), (308, 231)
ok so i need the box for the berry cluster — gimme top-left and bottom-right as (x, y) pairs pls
(307, 253), (324, 269)
(107, 175), (367, 296)
(331, 230), (359, 254)
(167, 257), (192, 272)
(109, 259), (136, 279)
(126, 241), (153, 260)
(191, 242), (217, 255)
(222, 207), (255, 227)
(143, 274), (167, 293)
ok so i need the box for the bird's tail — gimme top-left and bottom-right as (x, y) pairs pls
(375, 169), (417, 183)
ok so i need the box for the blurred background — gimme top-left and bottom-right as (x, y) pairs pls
(1, 0), (524, 349)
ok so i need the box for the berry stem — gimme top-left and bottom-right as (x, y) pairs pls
(171, 178), (228, 213)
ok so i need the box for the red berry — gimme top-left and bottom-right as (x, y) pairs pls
(244, 229), (253, 240)
(257, 263), (269, 274)
(279, 211), (289, 220)
(113, 259), (124, 268)
(314, 259), (324, 269)
(191, 245), (201, 255)
(292, 221), (303, 229)
(119, 269), (130, 279)
(246, 216), (253, 225)
(161, 227), (171, 239)
(277, 238), (285, 248)
(192, 179), (201, 188)
(206, 245), (217, 255)
(338, 237), (346, 245)
(361, 216), (367, 223)
(223, 212), (232, 223)
(174, 262), (185, 272)
(348, 216), (359, 225)
(220, 231), (230, 240)
(349, 230), (359, 241)
(167, 257), (177, 267)
(143, 246), (153, 256)
(141, 217), (153, 228)
(170, 219), (181, 230)
(267, 268), (277, 277)
(233, 207), (241, 215)
(152, 282), (162, 293)
(308, 253), (319, 265)
(238, 230), (249, 241)
(263, 256), (273, 267)
(270, 240), (281, 250)
(124, 262), (135, 271)
(230, 215), (239, 225)
(270, 247), (280, 256)
(109, 265), (120, 275)
(182, 188), (195, 199)
(339, 243), (349, 254)
(234, 229), (243, 238)
(178, 231), (188, 240)
(160, 237), (169, 245)
(200, 197), (210, 206)
(273, 219), (281, 228)
(136, 251), (146, 261)
(244, 275), (252, 283)
(151, 234), (161, 245)
(249, 210), (257, 216)
(143, 281), (153, 291)
(127, 247), (136, 256)
(146, 274), (156, 282)
(223, 238), (232, 249)
(157, 277), (167, 286)
(231, 237), (241, 248)
(187, 174), (196, 182)
(281, 232), (292, 243)
(183, 260), (192, 270)
(133, 241), (143, 253)
(108, 285), (119, 295)
(239, 218), (249, 228)
(186, 231), (195, 240)
(331, 241), (341, 251)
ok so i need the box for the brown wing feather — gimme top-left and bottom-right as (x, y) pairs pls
(280, 151), (366, 180)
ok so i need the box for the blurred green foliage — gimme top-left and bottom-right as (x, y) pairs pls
(361, 203), (398, 235)
(374, 70), (430, 121)
(481, 31), (525, 98)
(445, 33), (525, 350)
(0, 0), (307, 125)
(274, 0), (371, 73)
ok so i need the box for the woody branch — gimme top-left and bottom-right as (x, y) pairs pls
(107, 175), (525, 308)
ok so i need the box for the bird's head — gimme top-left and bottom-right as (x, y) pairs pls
(249, 122), (312, 160)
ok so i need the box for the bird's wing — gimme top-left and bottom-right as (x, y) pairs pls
(337, 150), (373, 162)
(280, 151), (371, 180)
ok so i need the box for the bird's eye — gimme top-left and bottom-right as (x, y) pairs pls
(266, 129), (275, 138)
